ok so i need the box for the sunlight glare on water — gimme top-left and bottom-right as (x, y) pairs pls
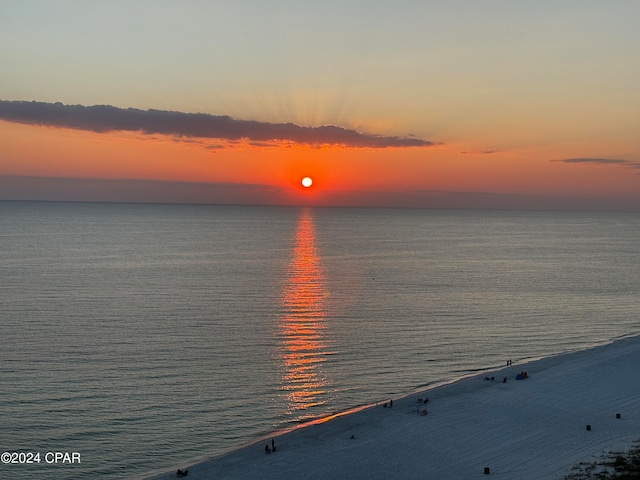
(1, 202), (639, 479)
(278, 209), (332, 417)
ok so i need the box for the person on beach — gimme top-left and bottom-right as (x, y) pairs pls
(265, 444), (270, 454)
(272, 439), (276, 452)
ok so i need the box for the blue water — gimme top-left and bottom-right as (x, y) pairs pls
(1, 202), (639, 479)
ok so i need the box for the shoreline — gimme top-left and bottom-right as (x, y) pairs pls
(145, 334), (640, 479)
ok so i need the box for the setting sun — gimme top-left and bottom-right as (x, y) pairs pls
(301, 177), (313, 188)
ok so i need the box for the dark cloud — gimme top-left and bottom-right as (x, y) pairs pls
(460, 150), (501, 155)
(554, 157), (640, 169)
(556, 157), (627, 165)
(0, 100), (439, 148)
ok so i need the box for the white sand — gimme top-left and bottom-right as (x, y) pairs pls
(147, 335), (640, 480)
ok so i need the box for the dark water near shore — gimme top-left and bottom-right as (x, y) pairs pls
(1, 201), (639, 479)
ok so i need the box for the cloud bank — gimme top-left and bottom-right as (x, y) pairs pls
(460, 149), (501, 155)
(554, 157), (640, 170)
(0, 100), (438, 148)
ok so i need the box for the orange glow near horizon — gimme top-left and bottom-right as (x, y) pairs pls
(278, 210), (332, 417)
(2, 120), (640, 210)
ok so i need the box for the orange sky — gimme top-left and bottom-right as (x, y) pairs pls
(1, 2), (640, 211)
(1, 119), (638, 211)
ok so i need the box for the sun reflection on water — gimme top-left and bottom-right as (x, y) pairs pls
(279, 209), (332, 418)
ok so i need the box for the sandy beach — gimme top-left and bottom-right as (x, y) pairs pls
(147, 335), (640, 480)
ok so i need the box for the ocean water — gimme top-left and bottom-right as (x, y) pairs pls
(1, 201), (638, 479)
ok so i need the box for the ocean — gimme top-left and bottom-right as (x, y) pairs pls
(1, 201), (638, 479)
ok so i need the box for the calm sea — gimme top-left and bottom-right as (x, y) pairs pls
(1, 201), (638, 479)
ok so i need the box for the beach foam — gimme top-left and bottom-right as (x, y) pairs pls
(146, 335), (640, 480)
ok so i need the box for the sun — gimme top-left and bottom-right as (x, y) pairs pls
(301, 177), (313, 188)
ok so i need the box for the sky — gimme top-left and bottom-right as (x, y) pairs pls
(1, 0), (639, 211)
